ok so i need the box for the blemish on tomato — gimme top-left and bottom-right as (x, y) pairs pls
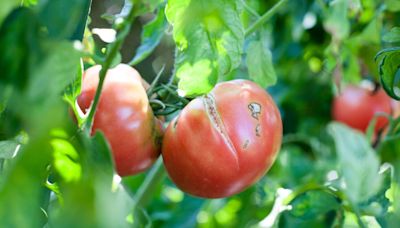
(248, 102), (262, 120)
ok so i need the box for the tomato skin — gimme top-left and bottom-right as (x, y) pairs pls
(78, 64), (162, 176)
(162, 80), (282, 198)
(332, 85), (392, 132)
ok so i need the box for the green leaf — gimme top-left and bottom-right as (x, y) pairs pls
(130, 6), (168, 65)
(0, 140), (19, 159)
(375, 47), (400, 100)
(328, 123), (382, 203)
(383, 27), (400, 43)
(0, 0), (19, 25)
(246, 40), (276, 87)
(38, 0), (91, 40)
(324, 0), (350, 40)
(289, 190), (340, 219)
(166, 0), (244, 96)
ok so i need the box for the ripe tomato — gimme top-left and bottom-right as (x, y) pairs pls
(332, 85), (392, 133)
(162, 80), (282, 198)
(77, 64), (163, 176)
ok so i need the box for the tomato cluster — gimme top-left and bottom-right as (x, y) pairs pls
(77, 64), (283, 198)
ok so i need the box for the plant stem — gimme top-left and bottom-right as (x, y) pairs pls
(244, 0), (288, 37)
(133, 158), (166, 211)
(83, 5), (137, 133)
(240, 0), (260, 19)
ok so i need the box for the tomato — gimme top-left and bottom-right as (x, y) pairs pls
(77, 64), (163, 176)
(332, 85), (392, 133)
(162, 80), (282, 198)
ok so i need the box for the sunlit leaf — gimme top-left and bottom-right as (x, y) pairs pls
(166, 0), (244, 96)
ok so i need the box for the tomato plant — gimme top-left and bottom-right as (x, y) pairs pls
(332, 85), (392, 133)
(1, 0), (400, 227)
(78, 64), (163, 176)
(162, 80), (282, 198)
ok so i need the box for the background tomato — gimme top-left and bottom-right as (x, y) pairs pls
(162, 80), (282, 198)
(78, 64), (163, 176)
(332, 85), (392, 133)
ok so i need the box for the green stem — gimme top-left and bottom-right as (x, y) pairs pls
(240, 0), (260, 18)
(244, 0), (288, 37)
(133, 158), (166, 211)
(82, 5), (137, 133)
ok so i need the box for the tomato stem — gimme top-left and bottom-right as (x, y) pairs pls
(82, 4), (138, 133)
(132, 158), (166, 212)
(244, 0), (288, 37)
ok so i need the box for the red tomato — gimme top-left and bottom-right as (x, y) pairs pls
(332, 85), (392, 132)
(162, 80), (282, 198)
(77, 64), (163, 176)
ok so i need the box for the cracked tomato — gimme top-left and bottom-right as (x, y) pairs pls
(162, 80), (282, 198)
(78, 64), (163, 176)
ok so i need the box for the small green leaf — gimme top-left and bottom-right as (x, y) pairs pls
(383, 27), (400, 43)
(51, 137), (81, 182)
(166, 0), (244, 96)
(375, 47), (400, 100)
(246, 40), (276, 87)
(0, 140), (19, 159)
(130, 7), (167, 65)
(328, 123), (382, 203)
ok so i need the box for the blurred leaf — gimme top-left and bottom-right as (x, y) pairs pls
(162, 195), (205, 228)
(166, 0), (244, 96)
(385, 0), (400, 12)
(383, 27), (400, 43)
(51, 137), (81, 183)
(132, 0), (164, 16)
(358, 167), (391, 217)
(0, 140), (19, 159)
(289, 190), (340, 219)
(375, 47), (400, 100)
(246, 40), (277, 87)
(38, 0), (91, 40)
(0, 0), (19, 25)
(324, 0), (350, 40)
(0, 137), (53, 227)
(328, 123), (382, 203)
(130, 6), (168, 65)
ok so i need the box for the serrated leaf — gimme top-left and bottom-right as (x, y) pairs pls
(375, 47), (400, 100)
(166, 0), (244, 97)
(246, 40), (276, 87)
(0, 140), (19, 159)
(130, 7), (167, 65)
(328, 123), (382, 203)
(383, 27), (400, 43)
(324, 0), (350, 40)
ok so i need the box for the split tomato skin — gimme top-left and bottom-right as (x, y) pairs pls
(162, 80), (282, 198)
(332, 85), (392, 132)
(78, 64), (162, 176)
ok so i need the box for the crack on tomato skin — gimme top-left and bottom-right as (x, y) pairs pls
(255, 124), (261, 137)
(202, 94), (240, 169)
(248, 102), (262, 120)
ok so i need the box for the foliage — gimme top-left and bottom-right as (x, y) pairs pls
(0, 0), (400, 227)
